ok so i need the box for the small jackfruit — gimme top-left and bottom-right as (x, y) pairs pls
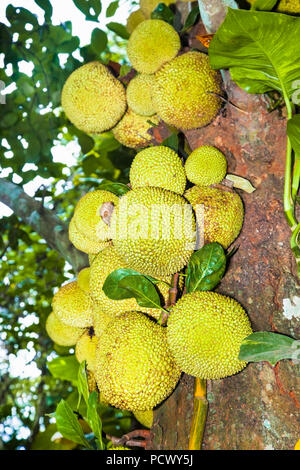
(52, 280), (94, 328)
(127, 20), (181, 74)
(247, 0), (300, 13)
(126, 74), (156, 116)
(184, 185), (243, 249)
(95, 312), (181, 411)
(111, 187), (196, 277)
(61, 62), (126, 134)
(126, 9), (146, 34)
(46, 312), (84, 346)
(185, 145), (227, 186)
(153, 51), (222, 130)
(73, 190), (119, 242)
(167, 291), (252, 379)
(77, 267), (91, 293)
(129, 146), (186, 195)
(140, 0), (175, 18)
(133, 409), (153, 428)
(112, 108), (160, 149)
(69, 217), (109, 255)
(75, 327), (98, 373)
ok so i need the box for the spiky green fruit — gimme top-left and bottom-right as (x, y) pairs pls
(185, 146), (227, 186)
(133, 409), (153, 428)
(69, 217), (109, 255)
(184, 185), (243, 249)
(75, 327), (98, 372)
(46, 312), (84, 346)
(52, 281), (93, 328)
(127, 20), (180, 74)
(153, 51), (222, 130)
(167, 291), (252, 379)
(111, 187), (196, 277)
(95, 312), (181, 411)
(61, 62), (126, 134)
(129, 146), (186, 195)
(92, 302), (114, 338)
(126, 74), (156, 116)
(112, 108), (160, 149)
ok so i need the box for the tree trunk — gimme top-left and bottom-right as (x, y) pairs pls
(151, 73), (300, 450)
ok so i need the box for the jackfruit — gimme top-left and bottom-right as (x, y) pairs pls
(73, 190), (119, 242)
(153, 51), (222, 130)
(184, 185), (243, 249)
(129, 146), (186, 195)
(112, 108), (160, 149)
(89, 245), (170, 319)
(126, 74), (156, 116)
(95, 312), (181, 411)
(167, 291), (252, 379)
(247, 0), (300, 14)
(140, 0), (175, 18)
(52, 280), (94, 328)
(127, 20), (181, 74)
(92, 302), (114, 338)
(75, 327), (98, 373)
(133, 409), (153, 428)
(46, 312), (84, 346)
(185, 145), (227, 186)
(77, 267), (91, 293)
(126, 9), (146, 34)
(69, 217), (108, 255)
(61, 62), (127, 134)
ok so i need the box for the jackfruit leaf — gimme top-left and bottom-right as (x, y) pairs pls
(73, 0), (102, 21)
(107, 22), (130, 40)
(103, 268), (163, 310)
(226, 174), (256, 193)
(58, 37), (80, 53)
(98, 179), (130, 196)
(55, 400), (92, 448)
(186, 242), (226, 293)
(106, 1), (119, 17)
(78, 134), (94, 155)
(87, 392), (105, 450)
(151, 4), (174, 25)
(162, 132), (179, 153)
(31, 423), (77, 450)
(77, 361), (89, 408)
(287, 115), (300, 156)
(209, 9), (300, 100)
(34, 0), (53, 21)
(181, 5), (200, 33)
(251, 0), (277, 10)
(48, 355), (79, 385)
(91, 28), (107, 55)
(239, 332), (300, 367)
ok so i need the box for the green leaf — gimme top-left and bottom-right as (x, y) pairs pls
(48, 355), (79, 385)
(287, 115), (300, 156)
(73, 0), (102, 21)
(55, 400), (92, 448)
(77, 361), (89, 408)
(151, 3), (174, 25)
(186, 242), (226, 293)
(239, 332), (300, 366)
(209, 9), (300, 100)
(59, 37), (80, 53)
(98, 179), (129, 196)
(78, 133), (94, 154)
(107, 22), (130, 40)
(106, 1), (119, 17)
(91, 28), (107, 55)
(87, 392), (105, 449)
(119, 64), (132, 77)
(251, 0), (277, 10)
(34, 0), (53, 21)
(103, 268), (163, 310)
(162, 132), (179, 153)
(181, 5), (200, 33)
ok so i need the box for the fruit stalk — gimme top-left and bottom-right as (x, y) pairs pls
(188, 378), (208, 450)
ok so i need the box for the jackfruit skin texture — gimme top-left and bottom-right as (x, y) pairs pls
(127, 20), (181, 74)
(248, 0), (300, 13)
(185, 185), (244, 249)
(69, 217), (109, 255)
(111, 187), (196, 277)
(75, 328), (98, 373)
(133, 409), (153, 428)
(73, 190), (119, 242)
(77, 267), (91, 293)
(126, 9), (146, 34)
(153, 51), (222, 130)
(167, 291), (252, 379)
(129, 146), (186, 195)
(126, 74), (156, 116)
(61, 62), (127, 134)
(185, 146), (227, 186)
(112, 108), (160, 149)
(93, 303), (114, 338)
(140, 0), (175, 18)
(95, 312), (181, 411)
(90, 245), (170, 319)
(52, 280), (94, 328)
(46, 312), (84, 346)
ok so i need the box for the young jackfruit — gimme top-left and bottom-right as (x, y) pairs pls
(153, 51), (222, 130)
(75, 327), (98, 373)
(126, 9), (146, 34)
(185, 185), (243, 249)
(112, 108), (160, 149)
(61, 62), (126, 134)
(69, 217), (108, 255)
(167, 291), (252, 379)
(127, 20), (181, 74)
(247, 0), (300, 13)
(52, 280), (94, 328)
(133, 409), (153, 428)
(77, 267), (91, 293)
(110, 187), (196, 277)
(95, 312), (181, 411)
(185, 145), (227, 186)
(46, 312), (84, 346)
(129, 146), (186, 195)
(126, 74), (156, 116)
(73, 190), (119, 242)
(140, 0), (175, 18)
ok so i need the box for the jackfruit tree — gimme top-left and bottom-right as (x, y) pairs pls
(0, 0), (299, 453)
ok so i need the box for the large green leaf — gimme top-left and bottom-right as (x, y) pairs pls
(87, 392), (105, 450)
(91, 28), (107, 55)
(55, 400), (92, 448)
(209, 9), (300, 100)
(106, 22), (130, 40)
(47, 355), (79, 385)
(239, 332), (300, 366)
(251, 0), (277, 10)
(186, 243), (226, 292)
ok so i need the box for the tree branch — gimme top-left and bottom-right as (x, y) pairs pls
(198, 0), (238, 33)
(0, 178), (87, 273)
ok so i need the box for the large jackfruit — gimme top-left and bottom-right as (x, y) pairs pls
(126, 74), (156, 116)
(69, 217), (108, 255)
(52, 280), (94, 328)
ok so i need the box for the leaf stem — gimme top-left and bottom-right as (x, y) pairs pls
(188, 378), (208, 450)
(283, 93), (297, 228)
